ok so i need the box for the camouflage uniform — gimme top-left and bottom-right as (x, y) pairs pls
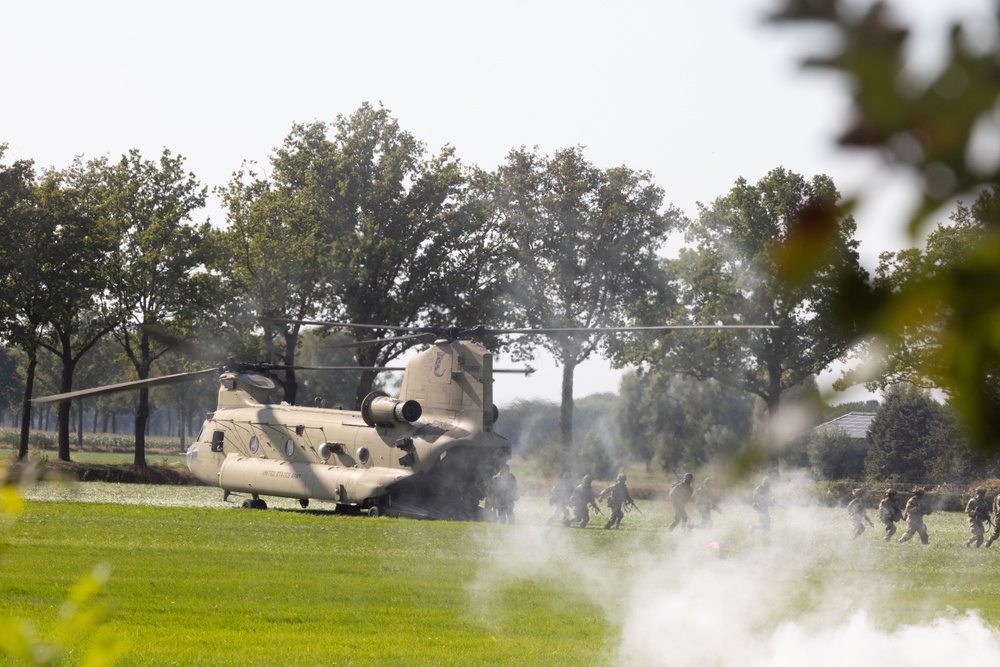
(598, 473), (634, 530)
(986, 494), (1000, 548)
(692, 479), (721, 529)
(491, 465), (519, 524)
(750, 477), (771, 533)
(898, 489), (931, 544)
(570, 475), (599, 529)
(668, 473), (694, 532)
(545, 474), (574, 527)
(847, 488), (873, 539)
(878, 489), (903, 542)
(965, 488), (989, 548)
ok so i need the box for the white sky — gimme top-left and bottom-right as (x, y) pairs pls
(3, 0), (993, 407)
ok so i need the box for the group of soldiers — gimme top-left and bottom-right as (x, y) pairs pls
(544, 472), (640, 529)
(848, 486), (1000, 547)
(542, 471), (727, 531)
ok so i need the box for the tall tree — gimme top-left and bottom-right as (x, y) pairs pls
(31, 159), (120, 461)
(615, 370), (757, 472)
(494, 145), (678, 472)
(770, 1), (1000, 448)
(218, 122), (337, 404)
(327, 104), (514, 408)
(97, 148), (212, 466)
(644, 168), (866, 434)
(839, 189), (999, 395)
(0, 146), (43, 458)
(865, 385), (946, 483)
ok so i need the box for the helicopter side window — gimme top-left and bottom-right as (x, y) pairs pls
(211, 431), (225, 453)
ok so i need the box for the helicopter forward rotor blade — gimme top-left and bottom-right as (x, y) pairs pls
(32, 368), (220, 404)
(476, 324), (778, 336)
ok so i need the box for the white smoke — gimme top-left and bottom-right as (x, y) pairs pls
(470, 472), (1000, 665)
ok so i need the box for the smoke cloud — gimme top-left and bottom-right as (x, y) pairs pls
(470, 471), (1000, 665)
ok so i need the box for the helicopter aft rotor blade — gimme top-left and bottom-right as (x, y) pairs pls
(31, 368), (220, 404)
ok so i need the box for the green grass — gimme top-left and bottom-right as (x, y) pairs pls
(3, 484), (1000, 665)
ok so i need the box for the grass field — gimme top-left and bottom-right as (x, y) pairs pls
(3, 480), (1000, 666)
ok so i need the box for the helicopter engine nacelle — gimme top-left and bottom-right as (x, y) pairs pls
(361, 392), (422, 428)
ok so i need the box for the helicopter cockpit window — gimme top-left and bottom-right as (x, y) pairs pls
(211, 431), (224, 453)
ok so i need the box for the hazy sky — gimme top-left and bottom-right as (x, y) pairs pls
(3, 0), (992, 405)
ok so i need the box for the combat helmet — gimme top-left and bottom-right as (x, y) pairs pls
(582, 474), (592, 485)
(617, 473), (627, 483)
(683, 472), (694, 483)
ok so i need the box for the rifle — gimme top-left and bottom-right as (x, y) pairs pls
(627, 499), (642, 514)
(590, 502), (603, 515)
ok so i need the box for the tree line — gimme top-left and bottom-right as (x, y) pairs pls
(1, 91), (998, 482)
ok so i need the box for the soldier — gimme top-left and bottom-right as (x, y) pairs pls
(598, 472), (635, 530)
(692, 478), (721, 529)
(491, 464), (519, 525)
(569, 474), (600, 529)
(898, 488), (932, 544)
(965, 487), (990, 548)
(668, 472), (695, 532)
(545, 472), (574, 527)
(847, 488), (874, 539)
(750, 477), (771, 533)
(878, 489), (903, 542)
(985, 492), (1000, 548)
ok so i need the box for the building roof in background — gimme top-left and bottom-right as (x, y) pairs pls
(811, 412), (876, 440)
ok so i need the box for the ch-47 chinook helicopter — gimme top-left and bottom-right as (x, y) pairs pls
(34, 322), (773, 520)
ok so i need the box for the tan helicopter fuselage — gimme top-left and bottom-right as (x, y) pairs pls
(186, 338), (511, 518)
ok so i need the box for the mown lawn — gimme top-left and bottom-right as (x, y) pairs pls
(3, 484), (1000, 665)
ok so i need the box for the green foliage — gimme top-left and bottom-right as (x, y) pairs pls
(806, 429), (865, 481)
(492, 145), (681, 467)
(614, 370), (757, 472)
(642, 168), (866, 420)
(865, 385), (947, 482)
(770, 2), (1000, 449)
(0, 485), (126, 666)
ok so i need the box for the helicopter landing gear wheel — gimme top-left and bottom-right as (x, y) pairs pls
(368, 505), (381, 518)
(242, 494), (267, 510)
(299, 498), (309, 508)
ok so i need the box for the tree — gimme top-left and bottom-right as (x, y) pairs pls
(322, 104), (514, 409)
(645, 168), (866, 435)
(97, 148), (212, 466)
(0, 152), (118, 461)
(614, 370), (757, 473)
(494, 145), (679, 472)
(807, 429), (864, 481)
(33, 159), (120, 461)
(840, 192), (997, 394)
(865, 385), (945, 482)
(770, 1), (1000, 448)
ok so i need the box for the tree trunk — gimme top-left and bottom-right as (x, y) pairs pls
(134, 387), (149, 467)
(17, 355), (37, 461)
(559, 357), (577, 475)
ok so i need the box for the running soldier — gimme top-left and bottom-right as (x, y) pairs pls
(965, 487), (990, 548)
(692, 478), (721, 529)
(898, 488), (932, 544)
(750, 477), (771, 534)
(598, 473), (635, 530)
(491, 464), (519, 525)
(569, 474), (600, 529)
(847, 488), (874, 539)
(985, 492), (1000, 548)
(878, 489), (903, 542)
(545, 472), (574, 527)
(668, 472), (694, 532)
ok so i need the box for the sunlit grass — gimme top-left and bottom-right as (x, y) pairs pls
(3, 482), (1000, 665)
